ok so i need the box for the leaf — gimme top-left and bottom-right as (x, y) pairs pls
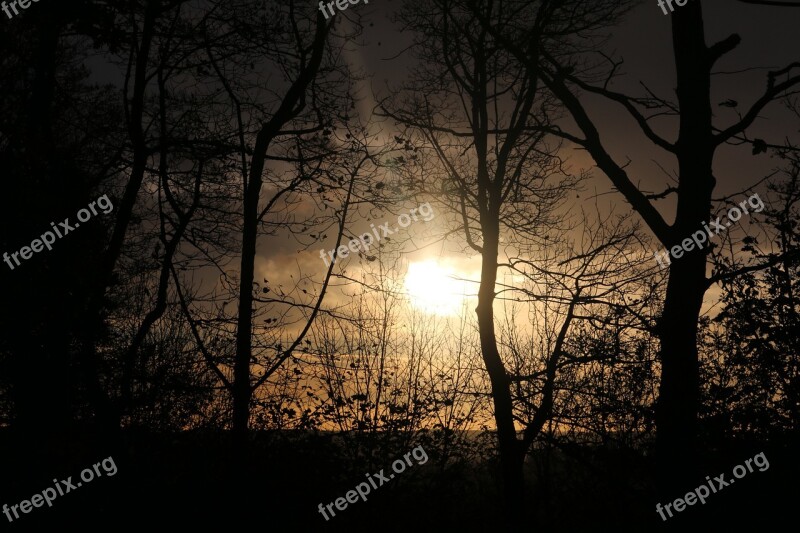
(752, 139), (768, 155)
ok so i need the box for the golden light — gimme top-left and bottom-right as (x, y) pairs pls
(403, 260), (469, 316)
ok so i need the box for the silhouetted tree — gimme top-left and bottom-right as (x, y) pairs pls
(482, 0), (800, 492)
(384, 0), (640, 525)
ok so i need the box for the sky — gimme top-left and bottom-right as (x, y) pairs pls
(100, 0), (798, 327)
(287, 0), (799, 320)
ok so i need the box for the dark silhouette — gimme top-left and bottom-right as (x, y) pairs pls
(0, 0), (796, 529)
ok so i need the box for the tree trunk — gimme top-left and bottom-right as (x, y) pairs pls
(475, 211), (524, 526)
(655, 261), (705, 492)
(75, 0), (160, 436)
(656, 3), (715, 493)
(232, 143), (262, 445)
(230, 11), (329, 447)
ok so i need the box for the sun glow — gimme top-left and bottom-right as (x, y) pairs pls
(403, 260), (469, 316)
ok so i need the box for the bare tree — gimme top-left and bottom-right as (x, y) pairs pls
(383, 0), (637, 524)
(481, 0), (800, 492)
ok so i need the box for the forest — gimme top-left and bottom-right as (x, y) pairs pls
(0, 0), (798, 530)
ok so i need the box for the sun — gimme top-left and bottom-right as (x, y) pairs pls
(404, 260), (469, 316)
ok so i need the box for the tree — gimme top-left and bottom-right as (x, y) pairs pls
(383, 0), (642, 524)
(703, 149), (800, 441)
(0, 0), (128, 460)
(481, 0), (800, 492)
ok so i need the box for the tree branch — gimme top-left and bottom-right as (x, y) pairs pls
(714, 63), (800, 145)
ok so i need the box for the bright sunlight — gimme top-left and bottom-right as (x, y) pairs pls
(403, 260), (470, 316)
